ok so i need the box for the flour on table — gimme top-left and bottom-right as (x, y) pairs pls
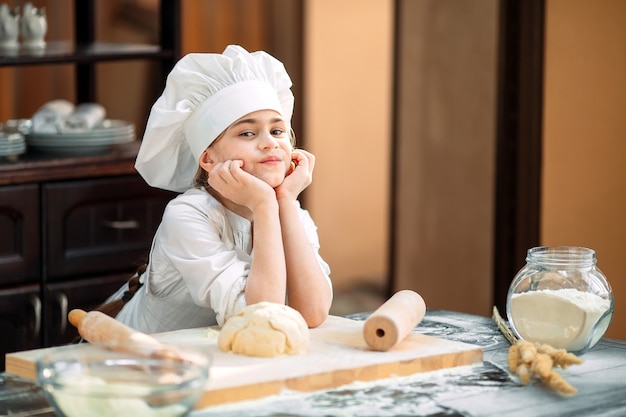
(206, 328), (220, 343)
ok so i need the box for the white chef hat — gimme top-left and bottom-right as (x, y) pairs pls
(135, 45), (294, 192)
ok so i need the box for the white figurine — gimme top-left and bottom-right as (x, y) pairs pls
(21, 2), (47, 49)
(0, 3), (20, 51)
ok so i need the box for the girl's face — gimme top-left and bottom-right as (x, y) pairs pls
(201, 109), (293, 187)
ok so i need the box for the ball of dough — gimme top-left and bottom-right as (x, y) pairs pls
(217, 302), (309, 357)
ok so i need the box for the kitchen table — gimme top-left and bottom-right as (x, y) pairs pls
(1, 310), (625, 417)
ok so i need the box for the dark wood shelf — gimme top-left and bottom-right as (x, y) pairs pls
(0, 0), (180, 367)
(0, 142), (140, 185)
(0, 41), (173, 67)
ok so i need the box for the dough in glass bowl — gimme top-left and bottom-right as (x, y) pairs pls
(217, 302), (309, 357)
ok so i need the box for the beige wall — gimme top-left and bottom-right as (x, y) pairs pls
(304, 0), (393, 292)
(542, 0), (626, 339)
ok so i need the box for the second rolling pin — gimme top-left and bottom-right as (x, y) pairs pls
(363, 289), (426, 351)
(68, 309), (185, 360)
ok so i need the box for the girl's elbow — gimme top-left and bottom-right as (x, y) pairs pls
(304, 305), (330, 328)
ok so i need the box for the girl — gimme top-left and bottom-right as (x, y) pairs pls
(102, 45), (332, 334)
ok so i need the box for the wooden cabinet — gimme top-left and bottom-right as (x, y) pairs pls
(0, 184), (40, 285)
(0, 0), (180, 370)
(44, 176), (171, 280)
(0, 174), (175, 366)
(44, 273), (142, 346)
(0, 274), (132, 352)
(0, 285), (42, 357)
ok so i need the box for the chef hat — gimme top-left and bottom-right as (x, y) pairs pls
(135, 45), (294, 192)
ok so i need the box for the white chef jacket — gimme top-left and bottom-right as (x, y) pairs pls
(112, 187), (331, 334)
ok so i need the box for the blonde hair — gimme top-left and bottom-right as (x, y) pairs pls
(193, 128), (297, 189)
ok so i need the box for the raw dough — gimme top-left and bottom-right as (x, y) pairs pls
(217, 302), (309, 357)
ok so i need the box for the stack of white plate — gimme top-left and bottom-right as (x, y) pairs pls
(0, 132), (27, 159)
(25, 119), (136, 155)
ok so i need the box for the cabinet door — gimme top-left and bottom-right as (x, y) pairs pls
(44, 273), (131, 346)
(44, 175), (174, 280)
(0, 184), (40, 285)
(0, 285), (42, 371)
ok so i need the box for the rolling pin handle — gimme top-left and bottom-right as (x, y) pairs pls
(68, 309), (87, 328)
(363, 290), (426, 351)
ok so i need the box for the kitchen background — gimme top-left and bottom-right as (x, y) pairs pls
(1, 0), (624, 342)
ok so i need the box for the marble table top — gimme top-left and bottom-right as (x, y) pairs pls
(1, 310), (625, 417)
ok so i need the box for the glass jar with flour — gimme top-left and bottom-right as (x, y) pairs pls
(506, 246), (614, 355)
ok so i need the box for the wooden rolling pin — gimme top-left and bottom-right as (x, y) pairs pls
(363, 290), (426, 351)
(68, 309), (185, 360)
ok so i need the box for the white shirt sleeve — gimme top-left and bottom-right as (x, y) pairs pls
(149, 189), (331, 326)
(153, 191), (250, 326)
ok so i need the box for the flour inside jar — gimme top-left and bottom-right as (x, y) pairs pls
(509, 288), (610, 352)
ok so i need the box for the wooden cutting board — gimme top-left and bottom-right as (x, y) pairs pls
(5, 315), (483, 408)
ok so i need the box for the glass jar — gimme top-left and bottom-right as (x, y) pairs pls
(506, 246), (614, 355)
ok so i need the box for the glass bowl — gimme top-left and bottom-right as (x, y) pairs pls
(36, 344), (210, 417)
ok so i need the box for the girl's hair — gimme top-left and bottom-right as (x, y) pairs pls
(193, 127), (297, 189)
(194, 165), (210, 189)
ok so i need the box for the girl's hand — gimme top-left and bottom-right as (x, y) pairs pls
(208, 160), (275, 210)
(275, 149), (315, 200)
